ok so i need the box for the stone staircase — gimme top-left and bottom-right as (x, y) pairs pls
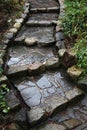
(3, 0), (87, 129)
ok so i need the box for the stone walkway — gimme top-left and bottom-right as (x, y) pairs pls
(3, 0), (87, 129)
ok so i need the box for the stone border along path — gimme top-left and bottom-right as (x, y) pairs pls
(0, 0), (87, 129)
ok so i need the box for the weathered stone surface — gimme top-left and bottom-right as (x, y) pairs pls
(62, 50), (77, 68)
(33, 123), (66, 130)
(21, 87), (41, 107)
(14, 71), (83, 125)
(56, 40), (65, 49)
(28, 13), (58, 21)
(29, 0), (59, 9)
(15, 26), (55, 46)
(47, 7), (60, 12)
(5, 32), (14, 39)
(67, 65), (83, 79)
(28, 62), (45, 75)
(56, 31), (65, 41)
(9, 28), (17, 33)
(5, 90), (20, 110)
(63, 118), (82, 129)
(15, 18), (24, 23)
(24, 37), (37, 46)
(78, 76), (87, 92)
(58, 49), (66, 57)
(46, 57), (59, 70)
(27, 107), (46, 126)
(7, 46), (56, 75)
(65, 87), (84, 101)
(13, 22), (21, 29)
(0, 75), (8, 83)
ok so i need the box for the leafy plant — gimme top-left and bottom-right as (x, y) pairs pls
(62, 0), (87, 76)
(0, 84), (10, 113)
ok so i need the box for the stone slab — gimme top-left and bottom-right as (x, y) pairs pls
(15, 26), (55, 46)
(6, 46), (56, 76)
(29, 0), (59, 9)
(14, 71), (84, 125)
(28, 13), (58, 21)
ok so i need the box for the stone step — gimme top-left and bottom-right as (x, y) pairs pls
(26, 20), (57, 26)
(30, 7), (60, 13)
(74, 122), (87, 130)
(14, 26), (56, 46)
(13, 71), (84, 126)
(28, 12), (58, 21)
(6, 46), (59, 77)
(29, 0), (59, 10)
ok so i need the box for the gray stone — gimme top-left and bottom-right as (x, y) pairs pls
(63, 119), (82, 129)
(5, 32), (14, 39)
(9, 28), (17, 33)
(7, 65), (28, 76)
(56, 40), (65, 49)
(21, 13), (27, 19)
(16, 26), (55, 46)
(48, 87), (56, 94)
(65, 87), (84, 101)
(5, 90), (20, 110)
(35, 123), (66, 130)
(21, 87), (41, 107)
(13, 23), (21, 29)
(27, 107), (46, 126)
(56, 31), (65, 41)
(36, 76), (51, 89)
(46, 57), (59, 70)
(15, 18), (24, 23)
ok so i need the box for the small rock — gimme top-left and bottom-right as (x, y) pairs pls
(62, 49), (77, 68)
(28, 62), (45, 75)
(58, 49), (66, 57)
(15, 18), (24, 23)
(67, 65), (83, 79)
(63, 118), (82, 129)
(5, 32), (14, 39)
(27, 107), (46, 126)
(13, 23), (21, 29)
(56, 40), (65, 49)
(24, 37), (37, 46)
(5, 90), (20, 110)
(56, 31), (65, 41)
(46, 57), (59, 70)
(0, 75), (8, 83)
(9, 28), (17, 33)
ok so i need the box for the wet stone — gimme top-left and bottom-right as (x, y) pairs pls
(56, 31), (65, 41)
(28, 13), (58, 21)
(29, 0), (59, 9)
(21, 87), (41, 107)
(36, 76), (51, 89)
(7, 46), (55, 75)
(15, 26), (55, 46)
(14, 71), (84, 125)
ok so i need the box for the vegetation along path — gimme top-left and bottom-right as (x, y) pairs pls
(0, 0), (87, 129)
